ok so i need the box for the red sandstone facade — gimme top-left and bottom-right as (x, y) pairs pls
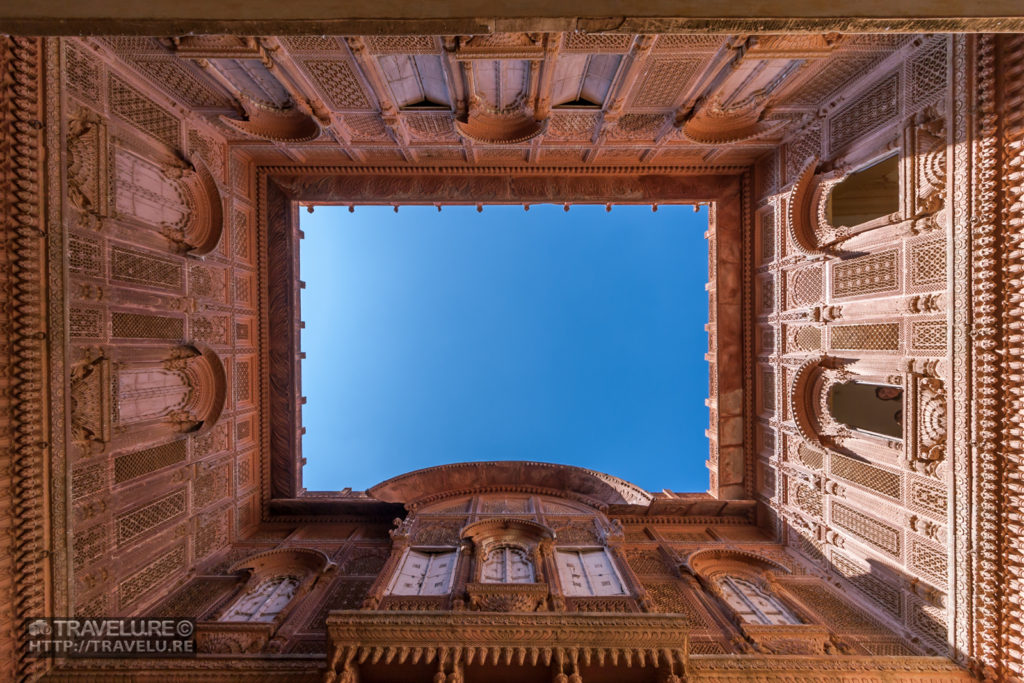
(0, 20), (1022, 682)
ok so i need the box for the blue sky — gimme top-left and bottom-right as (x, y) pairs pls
(299, 204), (709, 493)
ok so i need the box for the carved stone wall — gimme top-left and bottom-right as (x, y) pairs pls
(54, 37), (261, 633)
(752, 34), (991, 668)
(4, 26), (1018, 681)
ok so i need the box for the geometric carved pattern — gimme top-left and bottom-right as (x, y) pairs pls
(232, 208), (251, 261)
(794, 326), (822, 352)
(760, 210), (775, 263)
(110, 245), (183, 290)
(72, 462), (106, 500)
(191, 315), (229, 344)
(111, 311), (184, 340)
(831, 502), (901, 557)
(788, 266), (823, 308)
(109, 76), (181, 150)
(547, 112), (600, 141)
(69, 307), (102, 338)
(908, 478), (947, 518)
(624, 549), (675, 577)
(69, 234), (103, 276)
(909, 538), (948, 585)
(234, 359), (251, 403)
(152, 578), (231, 619)
(910, 320), (947, 352)
(65, 44), (101, 101)
(831, 550), (902, 618)
(831, 323), (900, 351)
(909, 39), (948, 106)
(832, 250), (899, 299)
(116, 489), (187, 546)
(642, 582), (707, 625)
(793, 481), (823, 517)
(909, 239), (946, 288)
(306, 579), (374, 631)
(73, 523), (107, 569)
(759, 277), (775, 314)
(195, 508), (230, 559)
(908, 598), (947, 652)
(786, 125), (822, 183)
(828, 73), (899, 152)
(340, 547), (390, 576)
(564, 33), (634, 52)
(119, 544), (186, 608)
(830, 452), (901, 500)
(193, 461), (231, 509)
(797, 443), (824, 471)
(131, 58), (231, 108)
(114, 439), (187, 484)
(761, 367), (775, 412)
(784, 582), (883, 632)
(364, 35), (436, 54)
(631, 59), (699, 108)
(302, 60), (370, 109)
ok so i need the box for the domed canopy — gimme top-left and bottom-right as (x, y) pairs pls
(367, 461), (652, 509)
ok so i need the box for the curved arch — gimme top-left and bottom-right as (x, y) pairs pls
(454, 112), (547, 145)
(679, 95), (786, 145)
(683, 548), (792, 579)
(229, 547), (335, 578)
(176, 158), (224, 256)
(787, 156), (840, 257)
(461, 517), (554, 545)
(790, 356), (829, 447)
(368, 461), (653, 509)
(182, 344), (227, 434)
(220, 96), (322, 144)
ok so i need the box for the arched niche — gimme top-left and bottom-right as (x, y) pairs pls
(220, 95), (322, 144)
(368, 461), (653, 511)
(174, 158), (224, 256)
(679, 94), (786, 145)
(116, 343), (226, 435)
(110, 147), (224, 256)
(829, 381), (903, 440)
(788, 154), (901, 257)
(217, 548), (335, 624)
(461, 518), (554, 611)
(791, 355), (906, 451)
(72, 344), (227, 453)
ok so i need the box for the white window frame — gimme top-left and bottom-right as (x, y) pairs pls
(220, 575), (301, 623)
(480, 545), (535, 584)
(554, 547), (629, 597)
(385, 548), (458, 596)
(717, 575), (801, 626)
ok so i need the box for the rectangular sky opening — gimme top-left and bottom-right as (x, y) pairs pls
(298, 204), (710, 493)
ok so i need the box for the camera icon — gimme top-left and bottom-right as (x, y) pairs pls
(28, 620), (51, 637)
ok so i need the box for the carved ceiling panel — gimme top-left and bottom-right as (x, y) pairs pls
(89, 32), (913, 170)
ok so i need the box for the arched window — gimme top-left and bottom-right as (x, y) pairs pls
(220, 575), (300, 623)
(825, 154), (899, 229)
(717, 575), (800, 626)
(481, 545), (534, 584)
(829, 381), (903, 439)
